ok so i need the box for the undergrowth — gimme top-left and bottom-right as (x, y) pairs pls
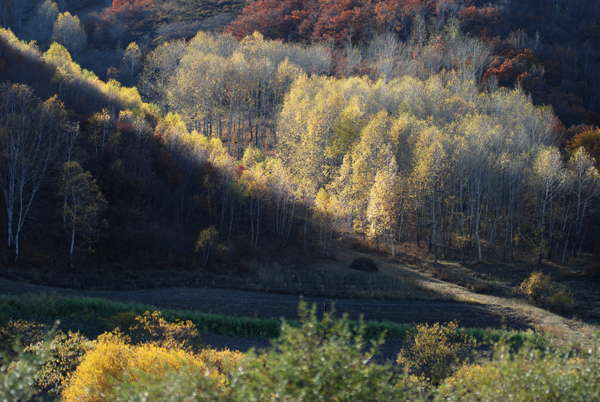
(0, 293), (545, 347)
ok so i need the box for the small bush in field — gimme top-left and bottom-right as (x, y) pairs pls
(61, 329), (241, 402)
(519, 271), (555, 302)
(129, 311), (203, 352)
(518, 271), (576, 314)
(397, 321), (473, 386)
(25, 331), (94, 395)
(439, 342), (600, 401)
(548, 289), (575, 314)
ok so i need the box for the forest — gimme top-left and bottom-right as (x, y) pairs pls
(0, 0), (596, 273)
(0, 0), (599, 400)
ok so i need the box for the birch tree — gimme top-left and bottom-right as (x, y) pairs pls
(567, 147), (600, 257)
(52, 12), (87, 59)
(60, 161), (107, 270)
(0, 84), (65, 261)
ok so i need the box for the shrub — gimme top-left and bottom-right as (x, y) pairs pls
(128, 311), (203, 352)
(228, 300), (412, 401)
(61, 330), (241, 402)
(0, 345), (45, 402)
(518, 271), (576, 314)
(466, 282), (494, 294)
(548, 289), (575, 315)
(519, 271), (555, 302)
(0, 319), (49, 354)
(25, 330), (95, 395)
(104, 311), (139, 332)
(581, 262), (600, 279)
(105, 365), (225, 402)
(397, 321), (473, 386)
(439, 342), (600, 401)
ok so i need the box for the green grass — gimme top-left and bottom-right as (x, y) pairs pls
(0, 293), (546, 347)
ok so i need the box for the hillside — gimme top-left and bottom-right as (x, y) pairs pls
(1, 2), (600, 400)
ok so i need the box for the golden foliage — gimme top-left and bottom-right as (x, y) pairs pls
(518, 271), (554, 302)
(518, 271), (575, 314)
(129, 311), (203, 352)
(61, 329), (242, 402)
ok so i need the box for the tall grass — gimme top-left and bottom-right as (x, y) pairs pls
(0, 293), (545, 347)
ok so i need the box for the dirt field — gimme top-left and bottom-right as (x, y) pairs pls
(1, 248), (597, 355)
(0, 276), (524, 360)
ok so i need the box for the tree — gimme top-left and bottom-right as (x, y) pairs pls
(60, 161), (107, 270)
(120, 42), (142, 87)
(31, 0), (58, 44)
(195, 225), (218, 265)
(531, 147), (565, 263)
(367, 150), (401, 256)
(7, 0), (30, 32)
(566, 147), (600, 258)
(52, 12), (87, 59)
(0, 85), (66, 261)
(137, 40), (186, 112)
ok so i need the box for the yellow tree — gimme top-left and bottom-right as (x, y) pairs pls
(267, 158), (297, 246)
(88, 108), (112, 161)
(566, 147), (600, 258)
(367, 149), (401, 256)
(530, 146), (566, 263)
(239, 150), (269, 247)
(120, 42), (142, 87)
(52, 12), (87, 58)
(348, 111), (391, 236)
(314, 188), (338, 259)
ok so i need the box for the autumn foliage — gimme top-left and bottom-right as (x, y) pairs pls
(109, 0), (155, 18)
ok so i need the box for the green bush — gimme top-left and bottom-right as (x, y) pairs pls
(228, 300), (412, 402)
(0, 344), (45, 401)
(439, 341), (600, 401)
(397, 321), (473, 386)
(99, 302), (417, 402)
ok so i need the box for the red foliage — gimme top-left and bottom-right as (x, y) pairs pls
(198, 161), (219, 187)
(233, 164), (245, 178)
(115, 121), (134, 134)
(102, 163), (146, 213)
(156, 150), (183, 187)
(483, 58), (523, 87)
(109, 0), (154, 18)
(566, 126), (600, 166)
(228, 0), (437, 43)
(311, 0), (376, 43)
(457, 5), (501, 37)
(227, 0), (310, 41)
